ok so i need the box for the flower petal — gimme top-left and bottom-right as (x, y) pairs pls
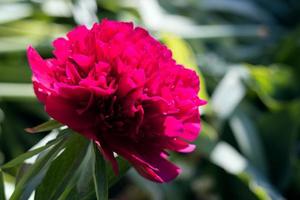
(109, 139), (180, 183)
(45, 94), (96, 136)
(27, 46), (52, 87)
(180, 122), (201, 142)
(164, 116), (184, 138)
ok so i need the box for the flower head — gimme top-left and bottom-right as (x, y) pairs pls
(27, 19), (205, 183)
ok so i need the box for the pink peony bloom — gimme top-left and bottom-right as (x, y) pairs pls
(27, 19), (206, 183)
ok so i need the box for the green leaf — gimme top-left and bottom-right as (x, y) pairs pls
(93, 143), (108, 200)
(210, 142), (284, 200)
(9, 138), (67, 200)
(230, 104), (268, 175)
(246, 65), (298, 110)
(56, 143), (94, 200)
(258, 110), (296, 189)
(1, 135), (63, 170)
(34, 133), (89, 200)
(76, 143), (94, 194)
(0, 170), (5, 200)
(275, 28), (300, 72)
(211, 67), (248, 119)
(25, 120), (63, 134)
(195, 121), (218, 155)
(54, 145), (131, 200)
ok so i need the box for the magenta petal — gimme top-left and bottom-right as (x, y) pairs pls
(164, 138), (196, 153)
(177, 144), (196, 153)
(52, 37), (70, 62)
(134, 151), (181, 183)
(27, 46), (52, 87)
(164, 116), (184, 138)
(54, 83), (91, 101)
(66, 62), (81, 83)
(53, 37), (69, 49)
(79, 79), (117, 97)
(32, 81), (49, 104)
(111, 141), (180, 183)
(71, 54), (94, 71)
(118, 75), (137, 97)
(67, 25), (89, 42)
(180, 122), (201, 142)
(45, 94), (95, 133)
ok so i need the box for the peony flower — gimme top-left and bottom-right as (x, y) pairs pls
(27, 19), (206, 183)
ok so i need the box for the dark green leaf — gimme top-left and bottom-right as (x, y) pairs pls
(58, 151), (131, 200)
(25, 120), (63, 134)
(35, 133), (89, 200)
(195, 121), (218, 155)
(211, 67), (248, 119)
(230, 104), (267, 175)
(76, 143), (94, 194)
(50, 146), (92, 200)
(210, 142), (284, 200)
(93, 143), (108, 200)
(258, 110), (297, 189)
(56, 143), (94, 200)
(9, 138), (67, 200)
(246, 65), (298, 110)
(1, 135), (63, 170)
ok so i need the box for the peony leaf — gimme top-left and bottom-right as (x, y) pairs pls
(1, 135), (64, 170)
(34, 133), (89, 200)
(257, 110), (296, 189)
(229, 104), (268, 175)
(195, 121), (218, 155)
(9, 138), (67, 200)
(0, 170), (5, 200)
(57, 143), (95, 200)
(56, 153), (131, 200)
(245, 64), (297, 111)
(93, 143), (108, 200)
(210, 142), (284, 200)
(211, 67), (248, 119)
(25, 119), (63, 133)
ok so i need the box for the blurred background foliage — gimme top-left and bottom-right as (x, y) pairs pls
(0, 0), (300, 199)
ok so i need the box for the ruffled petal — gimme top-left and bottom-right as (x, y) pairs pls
(164, 116), (184, 138)
(32, 81), (51, 104)
(165, 138), (196, 153)
(180, 122), (201, 142)
(131, 150), (181, 183)
(45, 94), (95, 135)
(108, 138), (180, 183)
(27, 46), (53, 87)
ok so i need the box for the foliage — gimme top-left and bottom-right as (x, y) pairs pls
(0, 0), (300, 199)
